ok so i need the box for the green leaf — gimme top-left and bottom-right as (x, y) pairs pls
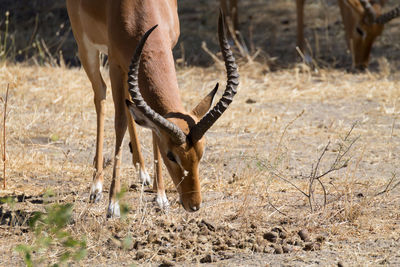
(73, 248), (87, 261)
(28, 211), (42, 230)
(59, 251), (71, 262)
(63, 237), (79, 248)
(15, 245), (33, 267)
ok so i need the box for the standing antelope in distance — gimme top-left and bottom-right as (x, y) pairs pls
(297, 0), (400, 69)
(220, 0), (400, 69)
(220, 0), (239, 39)
(67, 0), (239, 217)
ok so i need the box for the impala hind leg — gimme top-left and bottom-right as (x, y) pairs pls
(152, 132), (169, 209)
(78, 46), (107, 203)
(296, 0), (312, 64)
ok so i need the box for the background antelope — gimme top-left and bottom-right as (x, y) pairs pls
(221, 0), (400, 69)
(66, 1), (238, 217)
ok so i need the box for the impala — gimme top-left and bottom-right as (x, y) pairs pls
(220, 0), (239, 39)
(66, 1), (239, 217)
(297, 0), (400, 69)
(220, 0), (400, 69)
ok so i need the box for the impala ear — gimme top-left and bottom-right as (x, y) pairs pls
(126, 99), (161, 136)
(191, 83), (219, 119)
(344, 0), (364, 15)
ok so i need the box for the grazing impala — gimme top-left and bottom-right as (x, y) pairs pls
(297, 0), (400, 69)
(220, 0), (400, 69)
(66, 1), (239, 217)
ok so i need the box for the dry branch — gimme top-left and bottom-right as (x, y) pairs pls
(2, 84), (9, 189)
(262, 123), (359, 212)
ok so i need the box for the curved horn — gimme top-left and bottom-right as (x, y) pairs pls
(359, 0), (377, 23)
(375, 5), (400, 24)
(189, 10), (239, 143)
(127, 25), (186, 145)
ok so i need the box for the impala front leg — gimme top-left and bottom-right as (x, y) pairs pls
(107, 63), (128, 218)
(152, 132), (169, 209)
(89, 92), (106, 203)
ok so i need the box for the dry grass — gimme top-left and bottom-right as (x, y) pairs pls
(1, 0), (400, 265)
(0, 59), (399, 265)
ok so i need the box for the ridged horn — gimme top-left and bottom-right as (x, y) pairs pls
(375, 5), (400, 24)
(359, 0), (377, 23)
(127, 25), (187, 145)
(189, 9), (239, 143)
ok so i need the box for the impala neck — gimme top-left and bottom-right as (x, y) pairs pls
(137, 37), (184, 116)
(124, 0), (184, 116)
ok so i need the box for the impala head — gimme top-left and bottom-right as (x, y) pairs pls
(126, 11), (239, 212)
(344, 0), (400, 69)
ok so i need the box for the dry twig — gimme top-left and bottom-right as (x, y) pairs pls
(262, 123), (359, 212)
(2, 84), (9, 189)
(376, 173), (400, 196)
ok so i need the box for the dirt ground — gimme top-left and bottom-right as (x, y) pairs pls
(0, 60), (400, 265)
(0, 0), (400, 266)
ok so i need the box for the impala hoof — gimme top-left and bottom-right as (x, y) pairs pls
(107, 201), (120, 218)
(89, 181), (103, 203)
(304, 54), (313, 65)
(139, 169), (151, 186)
(155, 193), (169, 210)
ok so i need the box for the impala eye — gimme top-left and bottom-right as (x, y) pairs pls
(356, 26), (365, 37)
(167, 151), (177, 163)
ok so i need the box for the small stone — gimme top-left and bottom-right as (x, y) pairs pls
(273, 245), (283, 254)
(226, 238), (237, 247)
(271, 226), (283, 233)
(158, 248), (169, 255)
(294, 239), (303, 246)
(303, 242), (321, 251)
(263, 231), (278, 243)
(136, 250), (146, 260)
(282, 245), (293, 253)
(263, 246), (274, 254)
(279, 231), (287, 239)
(200, 254), (216, 263)
(213, 244), (228, 252)
(272, 226), (287, 239)
(200, 219), (216, 232)
(159, 260), (174, 267)
(246, 98), (257, 104)
(298, 229), (311, 242)
(220, 252), (234, 259)
(337, 262), (345, 267)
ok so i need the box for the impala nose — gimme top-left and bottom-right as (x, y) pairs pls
(189, 203), (201, 212)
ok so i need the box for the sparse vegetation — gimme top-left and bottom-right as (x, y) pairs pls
(0, 0), (399, 266)
(15, 202), (87, 266)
